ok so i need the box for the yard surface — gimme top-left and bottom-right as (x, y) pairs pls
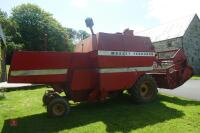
(0, 87), (200, 133)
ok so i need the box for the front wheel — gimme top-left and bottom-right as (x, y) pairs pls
(47, 97), (70, 117)
(129, 75), (158, 103)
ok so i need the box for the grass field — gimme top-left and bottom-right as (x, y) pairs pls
(0, 87), (200, 133)
(191, 75), (200, 80)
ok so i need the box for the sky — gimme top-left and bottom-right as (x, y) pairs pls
(0, 0), (200, 34)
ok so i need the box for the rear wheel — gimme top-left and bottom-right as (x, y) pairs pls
(129, 75), (158, 103)
(42, 91), (60, 106)
(47, 97), (70, 117)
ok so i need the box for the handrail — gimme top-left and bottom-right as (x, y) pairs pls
(157, 49), (181, 61)
(156, 49), (179, 54)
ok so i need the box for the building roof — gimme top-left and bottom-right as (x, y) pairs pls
(0, 24), (6, 45)
(136, 14), (197, 42)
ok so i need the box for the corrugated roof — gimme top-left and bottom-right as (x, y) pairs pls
(0, 24), (6, 44)
(136, 14), (196, 42)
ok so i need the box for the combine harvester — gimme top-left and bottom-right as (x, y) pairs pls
(8, 18), (193, 117)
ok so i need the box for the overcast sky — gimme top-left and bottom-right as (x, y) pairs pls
(0, 0), (199, 33)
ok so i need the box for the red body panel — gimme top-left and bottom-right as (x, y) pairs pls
(99, 72), (141, 91)
(75, 32), (153, 52)
(70, 69), (97, 91)
(10, 51), (71, 70)
(97, 56), (154, 68)
(9, 52), (70, 84)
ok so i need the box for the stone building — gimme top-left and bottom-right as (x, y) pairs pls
(0, 24), (6, 82)
(137, 14), (200, 74)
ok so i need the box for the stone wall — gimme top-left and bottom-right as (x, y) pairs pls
(152, 15), (200, 74)
(153, 37), (183, 52)
(183, 15), (200, 74)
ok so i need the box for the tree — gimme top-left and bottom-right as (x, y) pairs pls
(0, 9), (21, 42)
(11, 4), (72, 51)
(1, 4), (90, 63)
(66, 28), (89, 44)
(0, 9), (7, 26)
(0, 9), (23, 64)
(77, 30), (89, 40)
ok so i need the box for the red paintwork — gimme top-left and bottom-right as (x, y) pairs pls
(151, 49), (193, 89)
(8, 32), (193, 102)
(97, 56), (154, 67)
(9, 52), (70, 84)
(10, 52), (71, 70)
(99, 72), (141, 91)
(75, 33), (153, 52)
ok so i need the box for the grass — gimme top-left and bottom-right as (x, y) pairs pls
(191, 75), (200, 80)
(0, 87), (200, 133)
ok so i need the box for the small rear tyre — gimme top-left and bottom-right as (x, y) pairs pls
(42, 91), (60, 106)
(47, 97), (70, 117)
(129, 75), (158, 103)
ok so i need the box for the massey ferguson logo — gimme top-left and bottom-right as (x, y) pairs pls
(111, 51), (131, 56)
(98, 50), (155, 56)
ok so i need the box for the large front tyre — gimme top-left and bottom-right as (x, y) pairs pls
(47, 97), (70, 117)
(129, 75), (158, 103)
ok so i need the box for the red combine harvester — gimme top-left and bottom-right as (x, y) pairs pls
(8, 19), (193, 117)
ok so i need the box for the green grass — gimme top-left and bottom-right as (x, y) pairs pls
(191, 75), (200, 80)
(0, 87), (200, 133)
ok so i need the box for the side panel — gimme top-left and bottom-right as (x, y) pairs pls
(8, 51), (71, 84)
(97, 50), (155, 91)
(70, 53), (98, 91)
(70, 69), (97, 91)
(97, 53), (154, 67)
(99, 72), (140, 91)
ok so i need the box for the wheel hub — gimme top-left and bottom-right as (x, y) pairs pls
(52, 103), (65, 116)
(140, 83), (149, 97)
